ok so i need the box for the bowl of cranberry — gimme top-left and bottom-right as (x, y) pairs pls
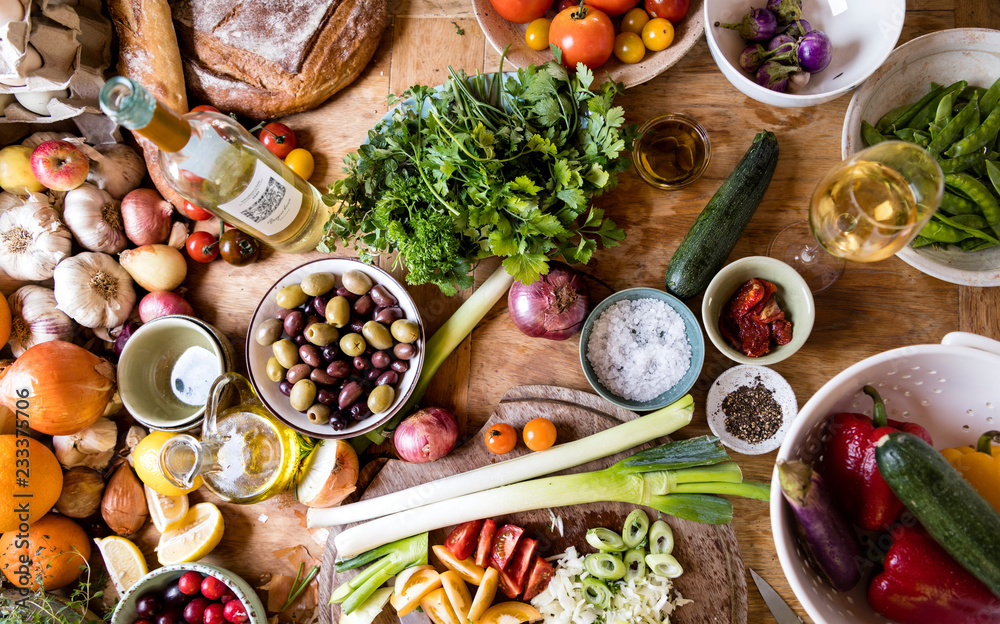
(111, 563), (266, 624)
(701, 255), (814, 365)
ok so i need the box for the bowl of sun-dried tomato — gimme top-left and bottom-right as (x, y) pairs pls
(702, 256), (814, 365)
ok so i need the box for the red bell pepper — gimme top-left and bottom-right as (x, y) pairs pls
(818, 386), (932, 531)
(868, 525), (1000, 624)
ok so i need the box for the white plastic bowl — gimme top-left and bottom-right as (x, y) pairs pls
(704, 0), (904, 107)
(771, 331), (1000, 624)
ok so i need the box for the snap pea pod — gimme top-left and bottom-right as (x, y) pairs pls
(875, 103), (913, 133)
(959, 85), (987, 103)
(947, 213), (990, 229)
(911, 236), (935, 248)
(940, 151), (985, 174)
(946, 172), (1000, 235)
(928, 94), (979, 155)
(861, 120), (890, 147)
(986, 160), (1000, 196)
(894, 128), (930, 145)
(980, 76), (1000, 117)
(878, 85), (943, 132)
(916, 220), (969, 244)
(961, 237), (998, 251)
(940, 191), (981, 215)
(932, 211), (1000, 244)
(933, 92), (954, 132)
(948, 105), (1000, 157)
(909, 81), (966, 130)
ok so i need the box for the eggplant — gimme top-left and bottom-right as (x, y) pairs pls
(715, 8), (778, 42)
(785, 18), (812, 38)
(739, 44), (770, 74)
(767, 33), (795, 52)
(755, 61), (796, 92)
(788, 70), (811, 93)
(778, 459), (862, 592)
(766, 0), (802, 25)
(796, 30), (833, 73)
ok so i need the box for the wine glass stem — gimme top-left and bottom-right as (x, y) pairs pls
(800, 244), (820, 264)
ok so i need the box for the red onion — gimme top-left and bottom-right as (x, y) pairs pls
(508, 262), (589, 340)
(393, 407), (458, 463)
(121, 188), (173, 246)
(138, 291), (194, 323)
(113, 321), (139, 357)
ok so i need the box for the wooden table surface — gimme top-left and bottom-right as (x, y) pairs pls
(143, 1), (1000, 623)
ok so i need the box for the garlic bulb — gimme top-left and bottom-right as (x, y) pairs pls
(63, 183), (128, 253)
(53, 252), (136, 328)
(8, 285), (77, 356)
(85, 143), (146, 199)
(52, 417), (118, 470)
(0, 201), (72, 280)
(0, 191), (23, 213)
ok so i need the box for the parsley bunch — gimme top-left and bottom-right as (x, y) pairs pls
(320, 61), (636, 295)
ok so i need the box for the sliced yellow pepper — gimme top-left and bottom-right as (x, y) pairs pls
(941, 431), (1000, 513)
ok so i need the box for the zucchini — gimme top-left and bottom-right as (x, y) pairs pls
(664, 131), (779, 299)
(875, 431), (1000, 595)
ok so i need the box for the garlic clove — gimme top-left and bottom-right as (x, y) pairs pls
(167, 220), (188, 250)
(52, 417), (118, 470)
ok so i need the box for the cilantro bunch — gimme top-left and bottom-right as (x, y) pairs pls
(320, 62), (636, 295)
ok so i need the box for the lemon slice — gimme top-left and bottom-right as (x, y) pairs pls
(156, 502), (225, 565)
(94, 536), (148, 595)
(144, 484), (189, 533)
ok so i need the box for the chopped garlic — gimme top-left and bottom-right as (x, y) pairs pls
(547, 509), (565, 536)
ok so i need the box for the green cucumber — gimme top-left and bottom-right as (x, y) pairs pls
(875, 431), (1000, 595)
(664, 131), (779, 299)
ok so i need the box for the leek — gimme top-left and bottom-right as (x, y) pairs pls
(333, 436), (771, 559)
(582, 577), (612, 608)
(585, 553), (626, 580)
(309, 394), (696, 528)
(622, 509), (650, 548)
(586, 528), (625, 552)
(649, 520), (674, 555)
(624, 548), (646, 582)
(645, 553), (683, 578)
(330, 533), (428, 615)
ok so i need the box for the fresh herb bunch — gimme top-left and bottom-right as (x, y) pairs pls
(320, 61), (636, 295)
(0, 557), (109, 624)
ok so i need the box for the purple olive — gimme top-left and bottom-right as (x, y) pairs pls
(283, 311), (305, 337)
(349, 401), (372, 421)
(304, 315), (323, 332)
(366, 368), (381, 381)
(311, 368), (337, 385)
(391, 360), (409, 373)
(349, 319), (365, 334)
(339, 381), (363, 409)
(353, 356), (370, 371)
(275, 308), (292, 321)
(312, 296), (327, 318)
(321, 345), (338, 362)
(327, 360), (351, 378)
(377, 370), (399, 386)
(293, 335), (308, 346)
(369, 285), (397, 307)
(299, 344), (322, 367)
(371, 350), (391, 369)
(393, 343), (417, 360)
(375, 306), (404, 325)
(331, 413), (348, 430)
(317, 388), (338, 405)
(336, 286), (359, 301)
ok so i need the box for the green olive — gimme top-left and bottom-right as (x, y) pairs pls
(307, 403), (331, 425)
(289, 379), (317, 411)
(272, 339), (299, 369)
(255, 318), (284, 346)
(325, 296), (351, 328)
(301, 272), (336, 296)
(367, 384), (395, 414)
(362, 321), (394, 350)
(305, 323), (339, 346)
(390, 319), (420, 344)
(266, 357), (286, 383)
(276, 284), (308, 309)
(342, 269), (373, 295)
(340, 332), (367, 357)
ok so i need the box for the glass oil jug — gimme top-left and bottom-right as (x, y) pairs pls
(159, 372), (310, 504)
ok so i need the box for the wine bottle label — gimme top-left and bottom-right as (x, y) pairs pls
(219, 160), (301, 236)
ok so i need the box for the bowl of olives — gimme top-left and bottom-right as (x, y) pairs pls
(246, 257), (425, 439)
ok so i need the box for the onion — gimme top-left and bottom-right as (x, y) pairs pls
(296, 439), (359, 507)
(119, 244), (187, 292)
(139, 291), (194, 322)
(114, 321), (139, 357)
(121, 188), (173, 246)
(508, 262), (590, 340)
(394, 407), (458, 463)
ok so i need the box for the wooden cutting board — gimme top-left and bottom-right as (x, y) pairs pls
(319, 385), (748, 624)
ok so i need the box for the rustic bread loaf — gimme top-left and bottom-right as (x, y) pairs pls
(171, 0), (389, 119)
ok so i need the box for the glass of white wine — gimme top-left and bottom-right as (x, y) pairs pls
(769, 141), (944, 293)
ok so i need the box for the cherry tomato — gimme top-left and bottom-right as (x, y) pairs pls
(644, 0), (689, 23)
(488, 0), (551, 23)
(185, 231), (219, 263)
(642, 17), (674, 51)
(484, 423), (517, 454)
(181, 201), (213, 221)
(524, 18), (551, 51)
(258, 122), (297, 159)
(218, 229), (260, 266)
(549, 5), (615, 70)
(614, 31), (645, 63)
(585, 0), (639, 16)
(523, 417), (557, 451)
(621, 7), (650, 34)
(284, 148), (315, 180)
(555, 0), (577, 10)
(190, 104), (220, 113)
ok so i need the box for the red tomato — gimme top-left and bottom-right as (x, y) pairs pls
(549, 6), (615, 70)
(523, 557), (555, 601)
(181, 201), (213, 221)
(585, 0), (639, 16)
(475, 519), (497, 568)
(488, 0), (551, 23)
(445, 520), (483, 561)
(186, 231), (219, 263)
(644, 0), (689, 23)
(190, 104), (220, 113)
(496, 567), (523, 599)
(258, 122), (297, 159)
(505, 537), (538, 587)
(490, 524), (524, 570)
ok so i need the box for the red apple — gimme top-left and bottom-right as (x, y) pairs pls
(30, 140), (89, 191)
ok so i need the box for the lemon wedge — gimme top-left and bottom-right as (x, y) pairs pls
(144, 484), (189, 533)
(156, 502), (224, 565)
(94, 536), (148, 595)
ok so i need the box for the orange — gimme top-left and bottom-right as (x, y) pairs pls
(0, 513), (92, 590)
(0, 294), (10, 346)
(0, 435), (62, 532)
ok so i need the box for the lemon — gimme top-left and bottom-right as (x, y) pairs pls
(94, 536), (148, 594)
(144, 484), (189, 533)
(156, 502), (224, 565)
(133, 431), (203, 496)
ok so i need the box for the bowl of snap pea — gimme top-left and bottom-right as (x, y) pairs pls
(843, 28), (1000, 287)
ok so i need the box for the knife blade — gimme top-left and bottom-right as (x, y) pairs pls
(750, 568), (805, 624)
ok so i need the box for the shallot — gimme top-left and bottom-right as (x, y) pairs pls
(138, 291), (194, 322)
(508, 261), (589, 341)
(121, 188), (173, 246)
(119, 244), (187, 292)
(394, 407), (458, 463)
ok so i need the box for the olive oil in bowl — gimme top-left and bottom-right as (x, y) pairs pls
(633, 113), (711, 190)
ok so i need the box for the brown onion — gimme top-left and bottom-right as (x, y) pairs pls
(393, 407), (458, 463)
(508, 261), (589, 340)
(121, 188), (173, 246)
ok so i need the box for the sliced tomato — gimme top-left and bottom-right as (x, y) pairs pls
(496, 566), (523, 599)
(479, 602), (541, 624)
(476, 519), (497, 568)
(504, 537), (538, 588)
(445, 520), (483, 561)
(491, 524), (524, 571)
(522, 557), (554, 601)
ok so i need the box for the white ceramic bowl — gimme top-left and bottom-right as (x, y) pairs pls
(842, 28), (1000, 287)
(704, 0), (904, 107)
(771, 331), (1000, 624)
(246, 258), (424, 439)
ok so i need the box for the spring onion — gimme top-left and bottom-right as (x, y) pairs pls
(645, 553), (683, 578)
(330, 533), (428, 614)
(581, 577), (612, 609)
(585, 553), (627, 580)
(624, 548), (647, 582)
(649, 520), (674, 555)
(622, 509), (650, 548)
(333, 435), (770, 559)
(309, 394), (696, 528)
(586, 528), (625, 552)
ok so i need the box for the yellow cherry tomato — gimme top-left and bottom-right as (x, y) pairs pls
(284, 148), (314, 180)
(485, 423), (517, 454)
(642, 17), (674, 51)
(614, 31), (645, 64)
(523, 417), (557, 451)
(621, 8), (650, 34)
(525, 18), (551, 51)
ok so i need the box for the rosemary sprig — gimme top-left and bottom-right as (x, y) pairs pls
(279, 562), (321, 612)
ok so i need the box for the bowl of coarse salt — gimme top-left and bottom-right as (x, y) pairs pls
(579, 288), (705, 411)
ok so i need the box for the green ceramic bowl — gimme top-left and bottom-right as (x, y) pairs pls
(702, 256), (815, 365)
(579, 287), (705, 412)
